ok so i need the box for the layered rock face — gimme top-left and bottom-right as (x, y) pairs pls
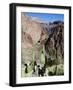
(21, 13), (49, 65)
(21, 13), (64, 77)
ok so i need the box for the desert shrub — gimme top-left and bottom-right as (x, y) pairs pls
(56, 64), (64, 75)
(47, 64), (64, 76)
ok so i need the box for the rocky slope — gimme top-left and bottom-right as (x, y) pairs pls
(21, 13), (49, 64)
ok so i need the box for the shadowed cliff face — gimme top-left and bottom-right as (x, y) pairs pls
(45, 24), (64, 65)
(21, 13), (64, 77)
